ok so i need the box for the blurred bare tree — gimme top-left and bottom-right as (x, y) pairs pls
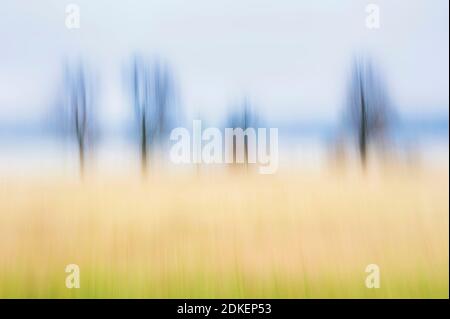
(225, 97), (259, 169)
(64, 62), (96, 177)
(70, 65), (87, 176)
(45, 61), (97, 177)
(345, 57), (394, 168)
(129, 55), (175, 175)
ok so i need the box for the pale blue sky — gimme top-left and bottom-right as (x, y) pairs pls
(0, 0), (448, 125)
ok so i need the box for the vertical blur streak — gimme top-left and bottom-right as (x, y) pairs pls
(128, 55), (176, 176)
(344, 56), (394, 170)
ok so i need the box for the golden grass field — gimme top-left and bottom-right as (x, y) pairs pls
(0, 166), (448, 298)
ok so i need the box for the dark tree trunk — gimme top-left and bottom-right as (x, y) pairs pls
(359, 77), (367, 169)
(78, 137), (85, 178)
(141, 114), (148, 176)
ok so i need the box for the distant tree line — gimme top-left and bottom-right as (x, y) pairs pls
(50, 54), (395, 177)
